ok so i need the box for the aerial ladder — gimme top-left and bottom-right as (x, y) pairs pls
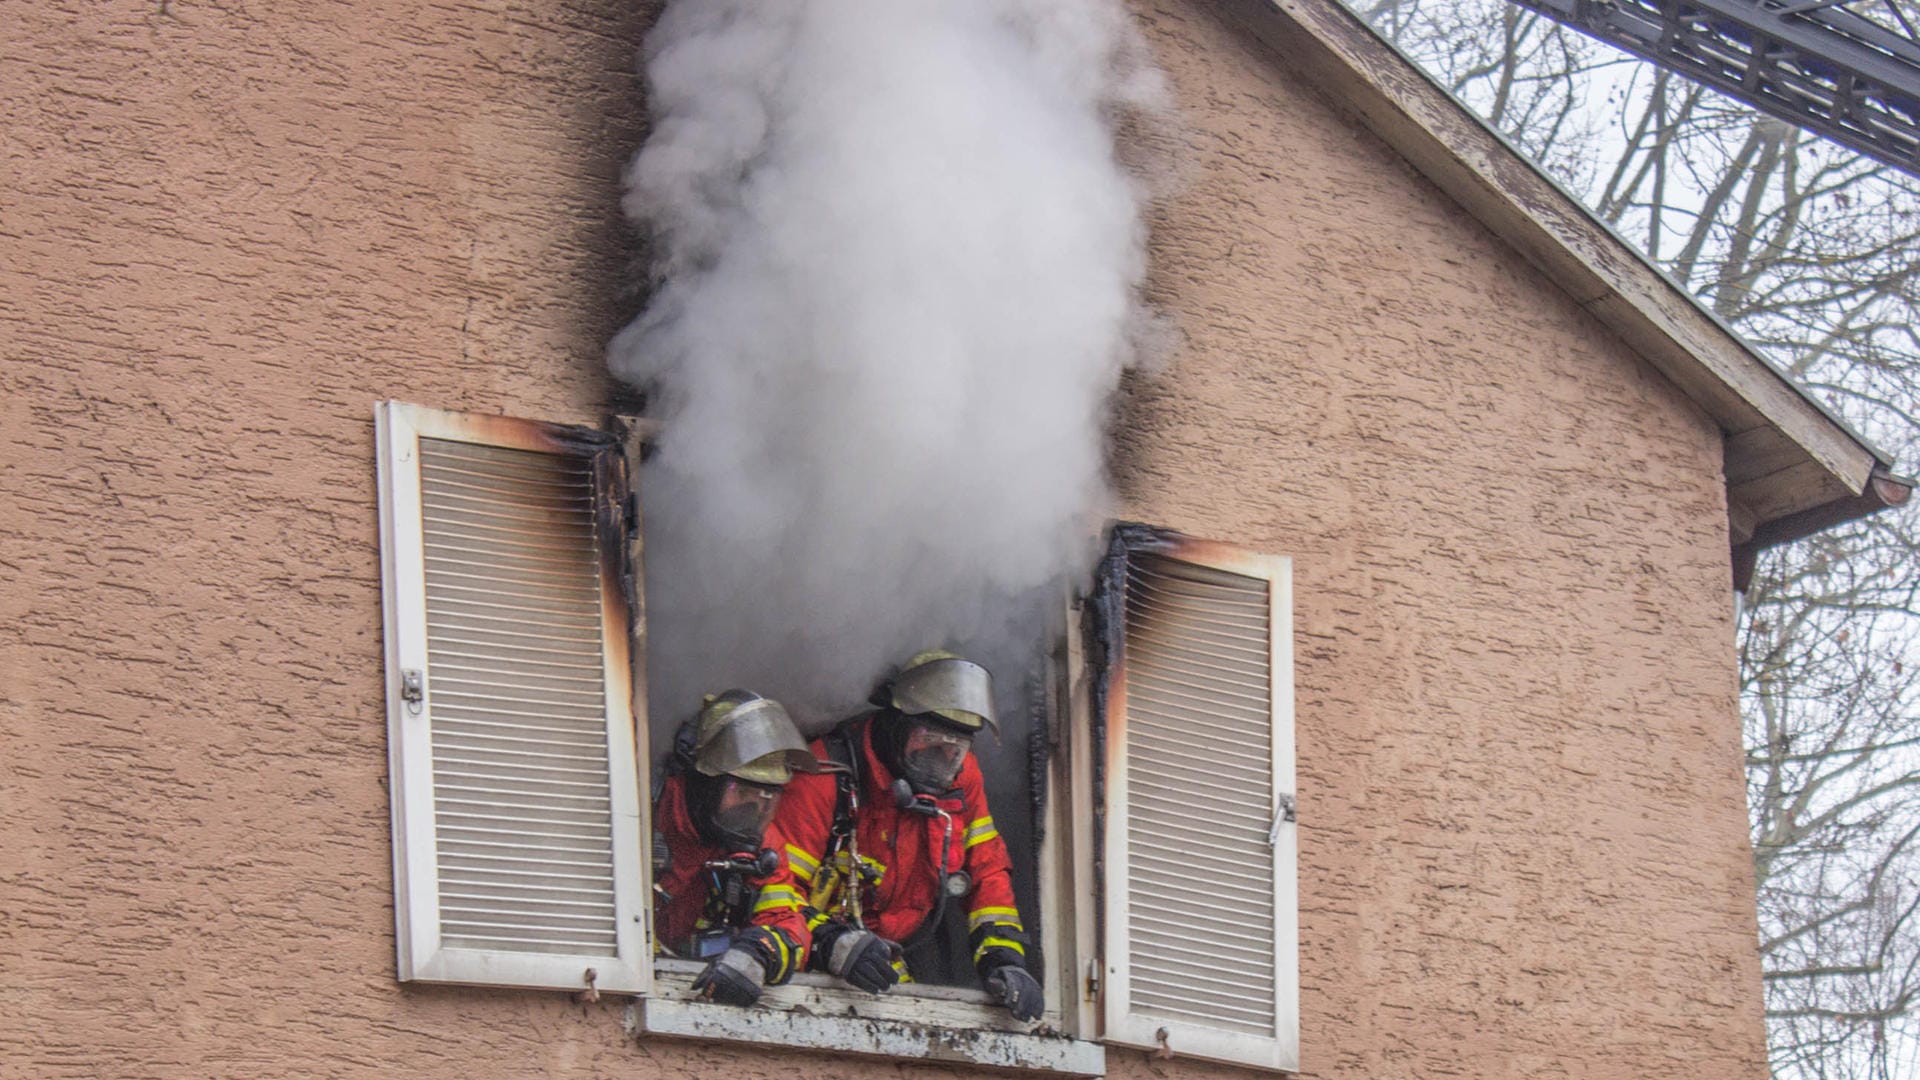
(1509, 0), (1920, 177)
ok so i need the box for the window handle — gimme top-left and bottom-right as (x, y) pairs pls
(1267, 793), (1296, 846)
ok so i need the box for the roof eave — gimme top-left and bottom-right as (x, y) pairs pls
(1731, 466), (1914, 590)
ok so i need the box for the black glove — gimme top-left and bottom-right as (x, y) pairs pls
(818, 924), (901, 994)
(984, 963), (1043, 1021)
(693, 942), (769, 1007)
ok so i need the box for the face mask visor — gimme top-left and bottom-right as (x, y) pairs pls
(899, 718), (973, 792)
(708, 777), (783, 851)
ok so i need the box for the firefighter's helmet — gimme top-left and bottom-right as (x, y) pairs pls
(692, 689), (822, 784)
(885, 650), (998, 735)
(876, 652), (998, 794)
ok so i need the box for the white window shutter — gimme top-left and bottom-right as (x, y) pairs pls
(1102, 542), (1297, 1072)
(375, 401), (648, 995)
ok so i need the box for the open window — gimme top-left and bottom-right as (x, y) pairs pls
(375, 407), (1294, 1075)
(635, 641), (1102, 1073)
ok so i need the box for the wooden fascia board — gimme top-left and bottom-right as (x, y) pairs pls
(1215, 0), (1886, 515)
(1732, 470), (1914, 589)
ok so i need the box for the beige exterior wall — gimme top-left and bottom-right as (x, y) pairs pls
(1, 2), (1764, 1078)
(1114, 6), (1765, 1076)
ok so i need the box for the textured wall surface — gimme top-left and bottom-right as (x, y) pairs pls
(1110, 4), (1762, 1077)
(1, 0), (1762, 1078)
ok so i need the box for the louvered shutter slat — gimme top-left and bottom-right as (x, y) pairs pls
(426, 438), (618, 956)
(1104, 544), (1297, 1072)
(377, 402), (646, 994)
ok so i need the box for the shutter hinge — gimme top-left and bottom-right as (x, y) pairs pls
(401, 669), (425, 715)
(1084, 959), (1100, 1002)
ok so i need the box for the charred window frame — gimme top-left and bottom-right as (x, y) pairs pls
(613, 427), (1100, 1076)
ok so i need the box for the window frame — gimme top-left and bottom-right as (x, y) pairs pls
(376, 400), (650, 995)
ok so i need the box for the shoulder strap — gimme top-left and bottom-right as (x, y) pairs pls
(654, 718), (698, 810)
(822, 721), (861, 838)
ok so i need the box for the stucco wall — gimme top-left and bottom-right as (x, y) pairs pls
(1, 1), (1763, 1078)
(1, 0), (651, 1074)
(1110, 4), (1763, 1076)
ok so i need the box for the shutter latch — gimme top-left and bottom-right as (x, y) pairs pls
(1267, 793), (1296, 845)
(401, 669), (425, 714)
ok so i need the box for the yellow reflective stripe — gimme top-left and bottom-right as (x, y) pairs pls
(767, 930), (793, 979)
(965, 826), (1000, 849)
(806, 910), (832, 932)
(965, 815), (995, 837)
(973, 936), (1026, 959)
(785, 845), (820, 883)
(751, 885), (803, 915)
(968, 907), (1021, 932)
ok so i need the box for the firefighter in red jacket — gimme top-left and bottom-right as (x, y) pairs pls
(751, 652), (1044, 1021)
(653, 689), (823, 1007)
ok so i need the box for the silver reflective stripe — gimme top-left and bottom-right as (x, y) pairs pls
(1123, 553), (1276, 1036)
(420, 437), (618, 956)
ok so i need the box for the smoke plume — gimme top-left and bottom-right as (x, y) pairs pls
(612, 0), (1168, 731)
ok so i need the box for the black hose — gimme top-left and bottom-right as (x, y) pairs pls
(892, 779), (954, 957)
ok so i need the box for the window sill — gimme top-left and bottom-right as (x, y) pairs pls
(628, 961), (1105, 1077)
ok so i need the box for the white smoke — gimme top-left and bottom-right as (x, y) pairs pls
(612, 0), (1168, 730)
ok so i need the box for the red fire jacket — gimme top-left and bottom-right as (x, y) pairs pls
(651, 775), (801, 981)
(751, 716), (1026, 976)
(651, 774), (730, 954)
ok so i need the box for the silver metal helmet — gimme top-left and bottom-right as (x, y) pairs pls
(888, 653), (998, 735)
(692, 690), (823, 784)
